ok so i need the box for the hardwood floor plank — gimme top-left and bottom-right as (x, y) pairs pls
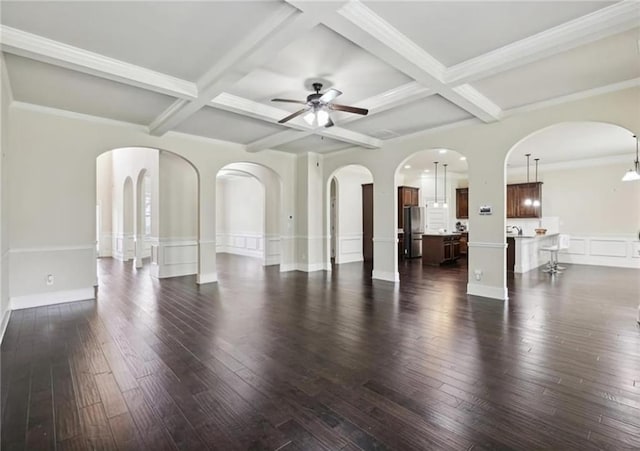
(1, 256), (639, 450)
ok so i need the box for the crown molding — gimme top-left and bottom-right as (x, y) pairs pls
(338, 1), (446, 81)
(1, 53), (14, 103)
(0, 25), (197, 99)
(446, 1), (640, 84)
(11, 101), (148, 130)
(148, 4), (315, 136)
(450, 84), (502, 120)
(327, 1), (503, 123)
(502, 78), (640, 118)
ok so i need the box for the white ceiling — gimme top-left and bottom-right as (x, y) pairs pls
(1, 0), (638, 157)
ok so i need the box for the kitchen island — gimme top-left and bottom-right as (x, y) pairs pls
(422, 233), (461, 266)
(507, 232), (559, 273)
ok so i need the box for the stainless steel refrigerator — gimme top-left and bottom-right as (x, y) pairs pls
(403, 206), (423, 258)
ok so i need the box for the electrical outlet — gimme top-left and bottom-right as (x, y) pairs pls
(46, 274), (54, 286)
(474, 269), (482, 281)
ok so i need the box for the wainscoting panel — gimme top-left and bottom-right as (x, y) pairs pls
(589, 239), (627, 258)
(151, 238), (198, 278)
(559, 235), (639, 268)
(337, 233), (363, 264)
(216, 232), (267, 261)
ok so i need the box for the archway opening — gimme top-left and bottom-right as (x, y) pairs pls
(504, 121), (639, 275)
(95, 147), (199, 284)
(394, 148), (469, 277)
(215, 162), (283, 275)
(325, 165), (374, 270)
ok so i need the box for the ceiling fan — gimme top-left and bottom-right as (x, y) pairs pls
(271, 82), (368, 128)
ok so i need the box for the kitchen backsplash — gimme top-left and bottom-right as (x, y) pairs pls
(507, 217), (560, 236)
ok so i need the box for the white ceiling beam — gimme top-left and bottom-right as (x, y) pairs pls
(211, 93), (381, 151)
(326, 1), (501, 123)
(445, 1), (640, 85)
(240, 81), (432, 152)
(148, 4), (319, 136)
(246, 130), (313, 153)
(0, 25), (197, 99)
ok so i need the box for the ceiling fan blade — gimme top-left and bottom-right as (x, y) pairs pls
(278, 107), (309, 124)
(330, 104), (368, 116)
(319, 88), (342, 103)
(325, 117), (334, 128)
(271, 98), (308, 105)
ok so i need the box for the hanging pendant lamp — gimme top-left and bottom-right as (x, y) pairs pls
(533, 158), (541, 207)
(443, 163), (448, 208)
(523, 153), (533, 206)
(433, 162), (439, 207)
(622, 135), (640, 182)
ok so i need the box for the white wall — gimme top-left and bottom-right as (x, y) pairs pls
(3, 101), (297, 310)
(96, 152), (113, 256)
(216, 175), (265, 260)
(0, 55), (11, 337)
(152, 151), (198, 278)
(332, 165), (373, 264)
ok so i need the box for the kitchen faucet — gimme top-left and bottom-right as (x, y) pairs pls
(510, 226), (522, 236)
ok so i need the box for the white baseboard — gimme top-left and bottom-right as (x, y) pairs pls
(467, 283), (508, 301)
(372, 269), (400, 282)
(337, 254), (364, 264)
(10, 287), (95, 311)
(197, 272), (218, 284)
(0, 309), (11, 344)
(280, 262), (326, 273)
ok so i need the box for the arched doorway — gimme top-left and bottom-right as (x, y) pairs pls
(95, 147), (200, 283)
(215, 162), (283, 270)
(394, 148), (469, 274)
(504, 121), (639, 274)
(325, 165), (374, 269)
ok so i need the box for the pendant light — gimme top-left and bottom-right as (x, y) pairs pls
(523, 153), (533, 206)
(622, 134), (640, 182)
(443, 163), (448, 208)
(433, 161), (439, 207)
(533, 158), (541, 207)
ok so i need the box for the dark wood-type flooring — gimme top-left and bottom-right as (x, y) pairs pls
(2, 255), (640, 450)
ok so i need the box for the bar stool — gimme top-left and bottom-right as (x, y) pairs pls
(541, 234), (570, 274)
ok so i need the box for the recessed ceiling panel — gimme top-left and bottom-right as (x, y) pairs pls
(5, 54), (176, 125)
(365, 1), (615, 66)
(174, 106), (286, 144)
(275, 135), (354, 154)
(473, 28), (640, 110)
(348, 95), (473, 138)
(228, 24), (411, 105)
(0, 1), (288, 81)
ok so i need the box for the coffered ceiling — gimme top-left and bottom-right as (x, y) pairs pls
(1, 1), (638, 156)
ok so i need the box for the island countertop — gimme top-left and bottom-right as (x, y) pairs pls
(506, 232), (559, 240)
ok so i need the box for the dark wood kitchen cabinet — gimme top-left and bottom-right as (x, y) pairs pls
(422, 234), (461, 266)
(456, 188), (468, 219)
(397, 186), (419, 230)
(507, 182), (542, 218)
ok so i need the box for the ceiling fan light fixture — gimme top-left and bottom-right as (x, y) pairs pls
(303, 111), (315, 126)
(316, 109), (330, 127)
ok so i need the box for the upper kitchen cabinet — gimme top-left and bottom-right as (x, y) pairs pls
(398, 186), (419, 229)
(456, 188), (468, 219)
(507, 182), (542, 218)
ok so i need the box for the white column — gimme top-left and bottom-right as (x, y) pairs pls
(197, 173), (217, 284)
(466, 154), (508, 301)
(372, 171), (399, 282)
